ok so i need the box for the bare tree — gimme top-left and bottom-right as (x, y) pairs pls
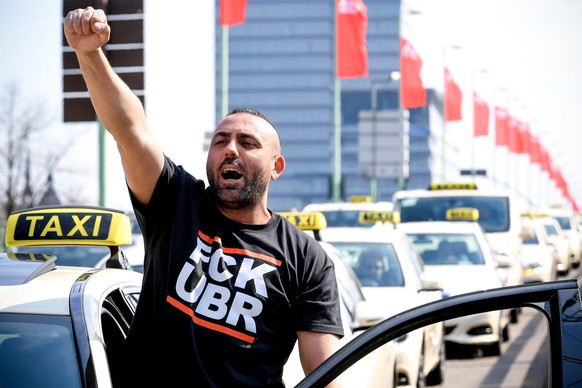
(0, 82), (57, 218)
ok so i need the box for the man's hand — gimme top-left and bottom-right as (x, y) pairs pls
(63, 7), (110, 52)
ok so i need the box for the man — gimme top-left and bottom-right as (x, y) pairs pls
(63, 7), (343, 387)
(356, 250), (385, 286)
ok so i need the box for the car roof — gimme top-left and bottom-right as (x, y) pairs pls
(319, 224), (402, 243)
(1, 205), (143, 315)
(303, 201), (393, 211)
(396, 220), (483, 234)
(0, 253), (142, 315)
(392, 186), (515, 200)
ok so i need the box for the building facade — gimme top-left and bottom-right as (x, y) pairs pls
(216, 0), (438, 211)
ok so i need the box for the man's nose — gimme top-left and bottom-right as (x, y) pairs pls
(224, 140), (239, 157)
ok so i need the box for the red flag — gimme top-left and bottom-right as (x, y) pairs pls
(473, 92), (489, 137)
(220, 0), (247, 27)
(517, 121), (530, 155)
(400, 38), (427, 108)
(540, 145), (551, 173)
(494, 106), (509, 146)
(530, 135), (541, 164)
(444, 68), (462, 121)
(336, 0), (368, 79)
(507, 116), (520, 153)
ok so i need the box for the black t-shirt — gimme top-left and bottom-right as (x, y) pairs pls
(119, 157), (343, 387)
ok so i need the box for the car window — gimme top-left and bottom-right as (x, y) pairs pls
(331, 242), (404, 287)
(553, 216), (572, 231)
(300, 303), (554, 387)
(522, 231), (539, 244)
(407, 233), (485, 265)
(397, 196), (510, 233)
(544, 224), (558, 236)
(318, 210), (375, 228)
(0, 314), (82, 388)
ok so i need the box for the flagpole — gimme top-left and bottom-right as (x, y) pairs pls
(331, 0), (341, 202)
(220, 26), (229, 119)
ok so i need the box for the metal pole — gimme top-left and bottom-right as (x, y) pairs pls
(442, 49), (447, 182)
(331, 1), (342, 202)
(370, 82), (378, 201)
(220, 26), (229, 119)
(98, 118), (106, 207)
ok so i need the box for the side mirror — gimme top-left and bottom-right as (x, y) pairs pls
(520, 227), (534, 241)
(495, 253), (513, 269)
(354, 300), (387, 329)
(420, 273), (443, 291)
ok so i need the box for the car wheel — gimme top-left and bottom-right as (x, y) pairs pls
(426, 339), (445, 386)
(502, 322), (510, 342)
(416, 344), (427, 388)
(482, 324), (502, 357)
(392, 361), (399, 388)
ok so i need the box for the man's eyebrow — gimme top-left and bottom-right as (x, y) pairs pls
(212, 130), (230, 139)
(238, 132), (261, 143)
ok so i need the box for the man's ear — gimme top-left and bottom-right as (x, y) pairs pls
(271, 154), (286, 180)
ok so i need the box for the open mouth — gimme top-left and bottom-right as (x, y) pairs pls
(221, 168), (243, 181)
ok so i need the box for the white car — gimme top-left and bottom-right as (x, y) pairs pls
(0, 206), (143, 387)
(398, 218), (510, 357)
(307, 217), (445, 387)
(282, 240), (398, 387)
(392, 183), (524, 296)
(302, 196), (393, 228)
(519, 217), (558, 283)
(545, 207), (581, 269)
(536, 215), (571, 275)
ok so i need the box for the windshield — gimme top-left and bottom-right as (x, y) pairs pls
(318, 210), (375, 228)
(553, 216), (572, 231)
(330, 242), (404, 287)
(405, 233), (486, 265)
(0, 314), (82, 388)
(544, 224), (558, 236)
(522, 232), (539, 244)
(14, 245), (110, 267)
(397, 196), (510, 233)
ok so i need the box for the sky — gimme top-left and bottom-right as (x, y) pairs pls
(0, 0), (214, 211)
(404, 0), (582, 210)
(1, 0), (581, 212)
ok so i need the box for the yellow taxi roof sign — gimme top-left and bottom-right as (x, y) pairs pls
(445, 207), (480, 221)
(5, 206), (132, 247)
(358, 211), (400, 224)
(521, 211), (549, 218)
(349, 195), (372, 203)
(429, 182), (478, 190)
(278, 211), (327, 231)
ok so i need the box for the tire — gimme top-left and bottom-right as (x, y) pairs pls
(483, 341), (501, 357)
(416, 344), (427, 388)
(502, 323), (510, 342)
(426, 339), (445, 386)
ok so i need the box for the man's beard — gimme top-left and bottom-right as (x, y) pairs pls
(207, 168), (269, 210)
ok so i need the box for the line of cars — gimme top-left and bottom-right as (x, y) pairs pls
(2, 197), (582, 387)
(298, 197), (446, 387)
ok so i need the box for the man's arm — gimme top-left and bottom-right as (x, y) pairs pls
(63, 7), (164, 205)
(297, 331), (341, 387)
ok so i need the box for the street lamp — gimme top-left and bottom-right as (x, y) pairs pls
(368, 71), (402, 201)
